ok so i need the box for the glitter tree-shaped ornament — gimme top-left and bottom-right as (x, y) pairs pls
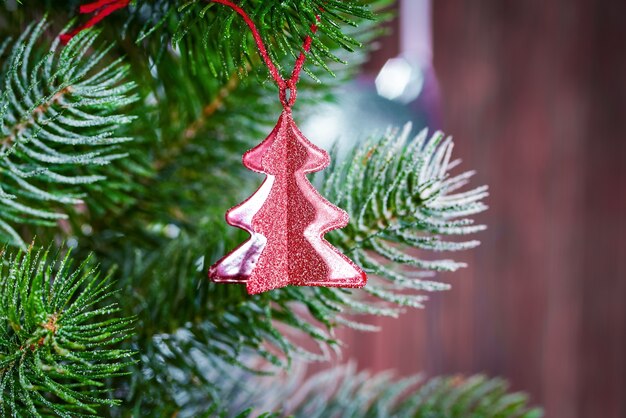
(208, 0), (366, 294)
(209, 109), (367, 294)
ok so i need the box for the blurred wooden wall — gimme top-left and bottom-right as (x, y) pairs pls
(341, 1), (626, 417)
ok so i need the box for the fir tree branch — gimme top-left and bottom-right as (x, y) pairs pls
(138, 357), (543, 417)
(153, 66), (245, 170)
(127, 0), (392, 80)
(322, 124), (488, 314)
(274, 365), (543, 417)
(0, 19), (137, 247)
(0, 245), (135, 416)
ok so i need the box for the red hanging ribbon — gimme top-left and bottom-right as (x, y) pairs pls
(211, 0), (319, 108)
(60, 0), (130, 44)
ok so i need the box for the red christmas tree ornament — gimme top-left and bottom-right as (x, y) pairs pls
(208, 0), (366, 294)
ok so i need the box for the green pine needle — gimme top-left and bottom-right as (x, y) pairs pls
(0, 245), (135, 417)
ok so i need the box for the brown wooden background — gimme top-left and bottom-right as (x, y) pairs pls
(341, 1), (626, 417)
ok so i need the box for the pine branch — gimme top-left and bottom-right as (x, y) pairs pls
(0, 19), (137, 246)
(137, 357), (542, 418)
(152, 66), (245, 170)
(273, 364), (543, 417)
(321, 124), (488, 316)
(128, 0), (392, 80)
(0, 245), (135, 417)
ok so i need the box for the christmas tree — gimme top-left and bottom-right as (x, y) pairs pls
(0, 1), (542, 416)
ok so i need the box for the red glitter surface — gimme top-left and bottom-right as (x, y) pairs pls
(209, 110), (367, 294)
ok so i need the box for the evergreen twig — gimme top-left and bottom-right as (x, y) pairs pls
(0, 19), (137, 247)
(0, 245), (135, 416)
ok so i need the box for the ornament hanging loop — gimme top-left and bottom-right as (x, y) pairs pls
(279, 81), (297, 109)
